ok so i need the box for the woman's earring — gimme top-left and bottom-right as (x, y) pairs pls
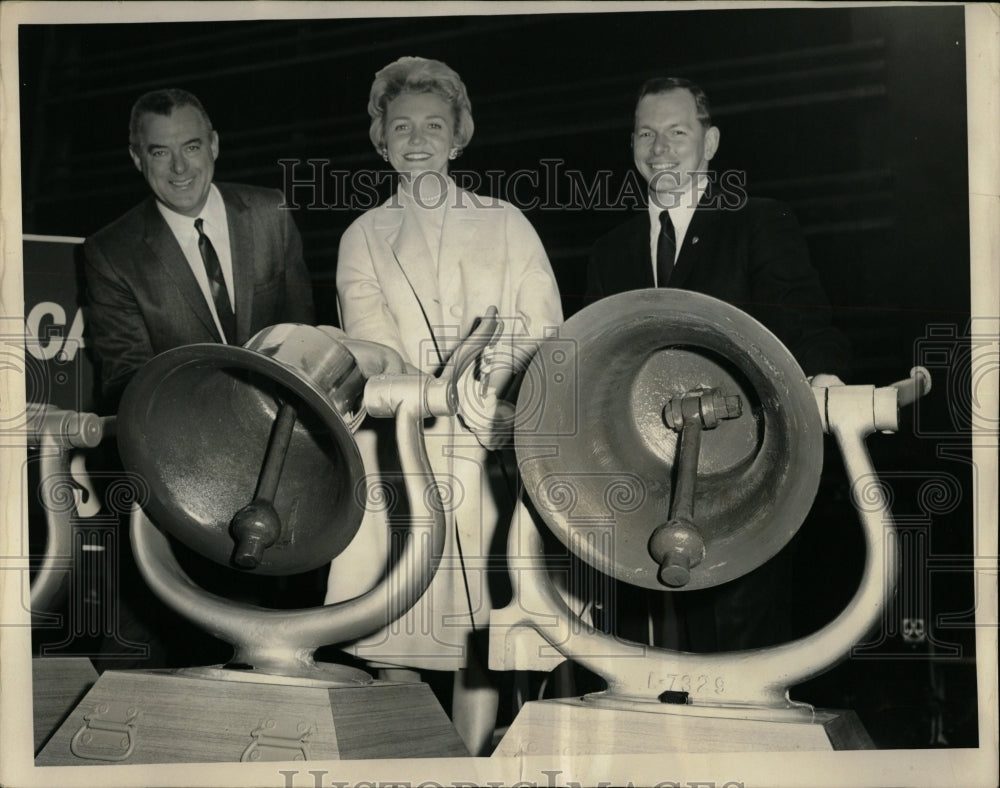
(449, 148), (459, 160)
(382, 149), (389, 162)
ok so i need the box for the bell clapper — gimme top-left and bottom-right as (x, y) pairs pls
(650, 388), (742, 587)
(230, 399), (298, 569)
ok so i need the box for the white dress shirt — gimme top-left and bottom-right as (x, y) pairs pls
(157, 184), (235, 341)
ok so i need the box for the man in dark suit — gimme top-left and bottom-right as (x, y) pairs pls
(85, 88), (314, 411)
(587, 77), (849, 382)
(83, 88), (314, 670)
(587, 77), (850, 653)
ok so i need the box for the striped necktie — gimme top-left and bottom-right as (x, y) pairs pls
(194, 218), (236, 342)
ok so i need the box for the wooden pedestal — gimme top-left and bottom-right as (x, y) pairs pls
(32, 657), (100, 754)
(493, 698), (874, 756)
(36, 669), (468, 765)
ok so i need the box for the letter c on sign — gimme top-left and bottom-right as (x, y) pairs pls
(26, 301), (66, 361)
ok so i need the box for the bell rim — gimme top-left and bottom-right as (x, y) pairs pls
(516, 288), (824, 591)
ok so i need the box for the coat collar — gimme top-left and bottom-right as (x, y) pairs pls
(381, 194), (444, 337)
(217, 183), (255, 342)
(141, 196), (220, 340)
(660, 182), (718, 289)
(628, 211), (655, 289)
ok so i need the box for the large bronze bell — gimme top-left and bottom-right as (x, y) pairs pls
(514, 289), (823, 591)
(117, 324), (367, 575)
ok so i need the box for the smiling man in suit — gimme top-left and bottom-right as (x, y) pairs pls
(84, 88), (314, 411)
(587, 77), (849, 383)
(82, 88), (315, 671)
(587, 78), (851, 654)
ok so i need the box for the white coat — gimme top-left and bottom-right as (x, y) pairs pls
(326, 182), (563, 670)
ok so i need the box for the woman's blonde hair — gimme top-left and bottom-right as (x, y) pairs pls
(368, 56), (474, 154)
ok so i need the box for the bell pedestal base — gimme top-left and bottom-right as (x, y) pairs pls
(32, 657), (100, 754)
(36, 668), (468, 765)
(492, 698), (874, 756)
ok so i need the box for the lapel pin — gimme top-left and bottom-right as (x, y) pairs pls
(691, 236), (699, 245)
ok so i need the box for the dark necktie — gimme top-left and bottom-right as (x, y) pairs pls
(194, 218), (236, 342)
(656, 210), (676, 287)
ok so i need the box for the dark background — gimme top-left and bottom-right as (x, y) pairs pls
(19, 5), (980, 749)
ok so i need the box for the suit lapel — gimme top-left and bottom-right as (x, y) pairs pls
(221, 185), (254, 343)
(669, 188), (717, 289)
(378, 203), (445, 364)
(141, 199), (220, 340)
(629, 214), (655, 289)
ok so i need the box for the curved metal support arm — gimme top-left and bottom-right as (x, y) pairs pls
(495, 376), (925, 709)
(29, 407), (115, 613)
(439, 306), (501, 389)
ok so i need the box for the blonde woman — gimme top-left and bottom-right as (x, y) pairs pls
(326, 56), (563, 755)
